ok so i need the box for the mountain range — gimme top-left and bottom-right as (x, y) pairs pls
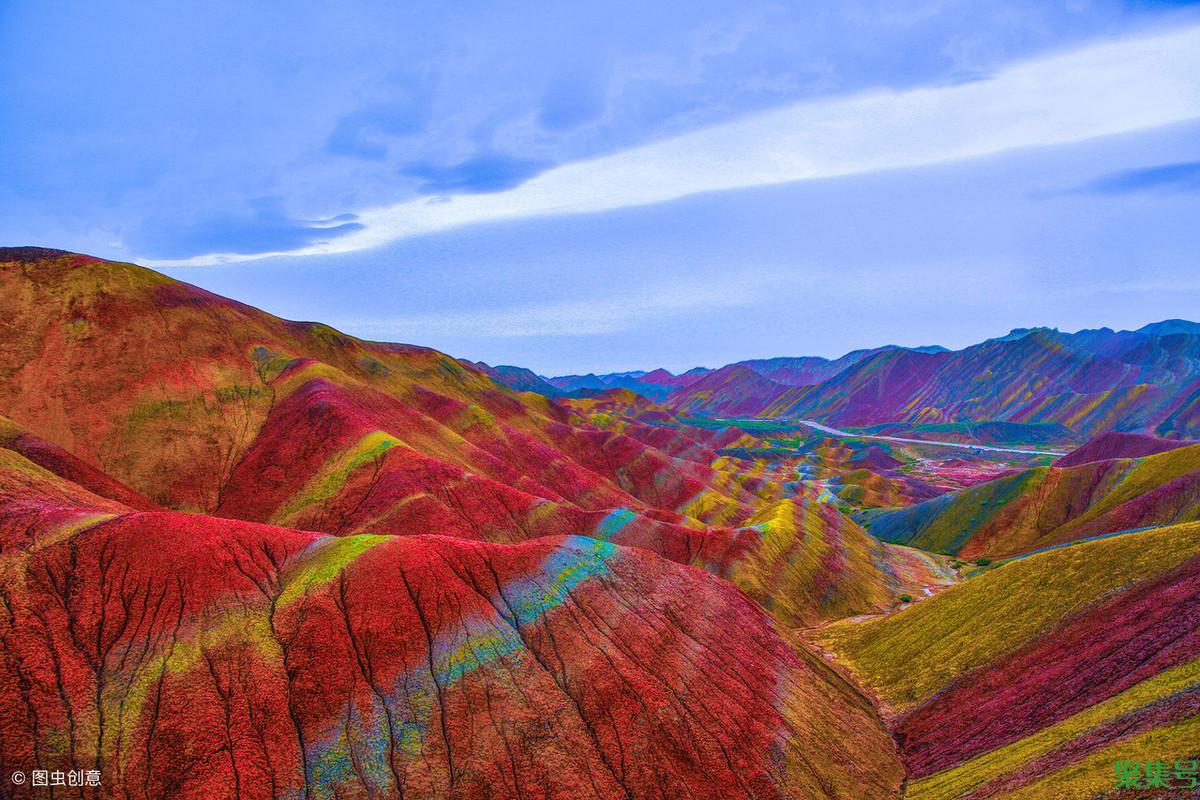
(2, 247), (1199, 800)
(478, 322), (1200, 442)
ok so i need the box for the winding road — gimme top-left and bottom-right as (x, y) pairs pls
(788, 418), (1069, 457)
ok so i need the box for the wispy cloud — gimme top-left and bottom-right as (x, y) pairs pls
(332, 282), (765, 339)
(1078, 159), (1200, 194)
(402, 154), (554, 195)
(148, 24), (1200, 267)
(137, 197), (364, 260)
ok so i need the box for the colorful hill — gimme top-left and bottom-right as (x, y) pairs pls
(725, 497), (953, 627)
(662, 326), (1200, 440)
(0, 248), (951, 629)
(864, 438), (1200, 559)
(810, 521), (1200, 800)
(0, 249), (714, 520)
(0, 413), (158, 510)
(1052, 430), (1194, 467)
(0, 447), (905, 799)
(461, 360), (563, 396)
(7, 246), (1200, 799)
(667, 364), (803, 418)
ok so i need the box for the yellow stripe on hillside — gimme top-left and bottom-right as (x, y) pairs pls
(31, 512), (118, 551)
(272, 430), (403, 525)
(907, 656), (1200, 800)
(1053, 443), (1200, 538)
(992, 714), (1200, 800)
(812, 522), (1200, 712)
(275, 534), (391, 609)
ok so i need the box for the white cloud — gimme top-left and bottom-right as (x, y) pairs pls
(150, 24), (1200, 267)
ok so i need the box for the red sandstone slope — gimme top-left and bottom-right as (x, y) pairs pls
(0, 447), (904, 799)
(0, 250), (722, 533)
(0, 413), (158, 510)
(0, 249), (736, 523)
(1053, 430), (1194, 467)
(0, 248), (942, 627)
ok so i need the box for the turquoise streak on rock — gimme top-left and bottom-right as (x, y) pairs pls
(307, 535), (618, 795)
(595, 507), (637, 540)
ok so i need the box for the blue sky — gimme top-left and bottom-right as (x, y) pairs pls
(2, 1), (1199, 374)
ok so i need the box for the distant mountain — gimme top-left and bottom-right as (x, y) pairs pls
(597, 373), (672, 401)
(664, 325), (1200, 439)
(638, 366), (711, 388)
(669, 364), (796, 418)
(987, 325), (1057, 343)
(547, 371), (672, 401)
(486, 321), (1200, 440)
(463, 360), (563, 395)
(1136, 318), (1200, 337)
(584, 348), (942, 396)
(734, 352), (869, 386)
(546, 372), (610, 392)
(733, 346), (947, 387)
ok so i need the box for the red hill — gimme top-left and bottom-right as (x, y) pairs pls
(0, 249), (940, 628)
(669, 365), (798, 418)
(0, 446), (904, 799)
(1053, 430), (1194, 467)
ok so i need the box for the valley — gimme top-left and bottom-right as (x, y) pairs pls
(1, 248), (1198, 799)
(783, 419), (1068, 457)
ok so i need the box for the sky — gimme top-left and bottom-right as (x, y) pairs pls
(2, 1), (1199, 374)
